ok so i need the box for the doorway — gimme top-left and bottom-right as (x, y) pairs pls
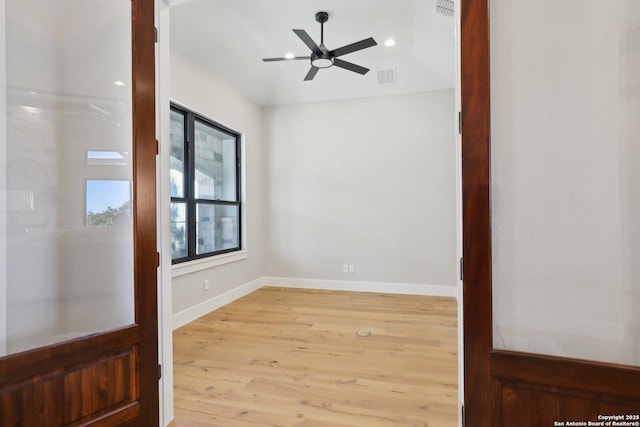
(158, 0), (462, 425)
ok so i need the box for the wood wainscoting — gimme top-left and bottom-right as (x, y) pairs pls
(171, 287), (459, 427)
(0, 327), (141, 425)
(491, 351), (640, 426)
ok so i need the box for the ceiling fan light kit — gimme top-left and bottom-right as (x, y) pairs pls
(311, 53), (334, 69)
(262, 11), (377, 81)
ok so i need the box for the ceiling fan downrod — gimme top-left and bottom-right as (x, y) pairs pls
(316, 11), (328, 45)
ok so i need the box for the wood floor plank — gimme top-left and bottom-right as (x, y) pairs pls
(171, 287), (458, 426)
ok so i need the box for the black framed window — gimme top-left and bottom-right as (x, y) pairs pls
(170, 103), (241, 263)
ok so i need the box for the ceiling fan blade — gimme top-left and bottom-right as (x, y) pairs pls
(263, 56), (311, 62)
(333, 59), (369, 75)
(293, 29), (322, 55)
(304, 66), (319, 81)
(331, 37), (377, 57)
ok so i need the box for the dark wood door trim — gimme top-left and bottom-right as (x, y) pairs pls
(132, 0), (159, 423)
(460, 0), (493, 424)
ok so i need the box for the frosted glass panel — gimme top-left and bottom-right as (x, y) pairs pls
(490, 0), (640, 365)
(0, 0), (133, 356)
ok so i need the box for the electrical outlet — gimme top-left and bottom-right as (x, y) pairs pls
(342, 264), (349, 273)
(349, 265), (355, 274)
(204, 279), (209, 291)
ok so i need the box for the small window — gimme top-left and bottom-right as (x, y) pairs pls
(170, 103), (241, 263)
(86, 180), (132, 227)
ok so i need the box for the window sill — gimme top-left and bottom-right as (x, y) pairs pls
(171, 250), (248, 278)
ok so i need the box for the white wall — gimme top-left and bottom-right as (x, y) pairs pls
(263, 90), (457, 288)
(169, 48), (265, 315)
(157, 1), (173, 424)
(0, 0), (7, 356)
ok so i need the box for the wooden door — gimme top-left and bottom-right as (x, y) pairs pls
(461, 0), (640, 425)
(0, 0), (158, 425)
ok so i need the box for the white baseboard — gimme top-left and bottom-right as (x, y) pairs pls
(172, 277), (264, 330)
(264, 276), (458, 298)
(172, 276), (457, 330)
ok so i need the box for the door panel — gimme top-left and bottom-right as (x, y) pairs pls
(0, 328), (139, 425)
(0, 0), (157, 424)
(494, 385), (639, 427)
(492, 351), (640, 426)
(461, 0), (640, 424)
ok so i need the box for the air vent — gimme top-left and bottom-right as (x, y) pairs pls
(436, 0), (454, 17)
(377, 69), (397, 85)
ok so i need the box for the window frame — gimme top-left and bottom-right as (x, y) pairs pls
(170, 103), (242, 264)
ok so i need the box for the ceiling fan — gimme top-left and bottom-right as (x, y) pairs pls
(262, 11), (377, 81)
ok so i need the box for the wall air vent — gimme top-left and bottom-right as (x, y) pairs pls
(436, 0), (454, 17)
(377, 69), (397, 85)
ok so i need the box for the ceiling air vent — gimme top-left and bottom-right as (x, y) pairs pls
(377, 69), (397, 85)
(436, 0), (454, 17)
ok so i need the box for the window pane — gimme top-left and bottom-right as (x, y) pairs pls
(194, 120), (237, 201)
(170, 110), (185, 198)
(196, 204), (239, 254)
(171, 202), (188, 259)
(86, 180), (132, 227)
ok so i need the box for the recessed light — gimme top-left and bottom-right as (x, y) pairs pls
(114, 81), (126, 87)
(284, 52), (295, 60)
(384, 38), (396, 47)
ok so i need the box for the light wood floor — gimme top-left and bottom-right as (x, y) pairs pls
(170, 287), (458, 427)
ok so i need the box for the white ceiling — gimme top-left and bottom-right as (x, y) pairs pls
(170, 0), (456, 106)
